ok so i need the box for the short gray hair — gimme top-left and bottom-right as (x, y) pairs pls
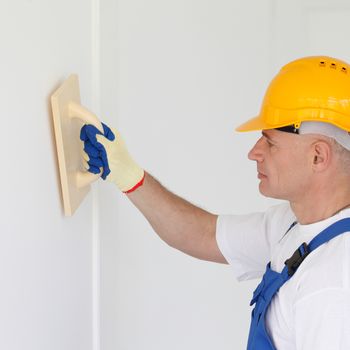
(331, 139), (350, 174)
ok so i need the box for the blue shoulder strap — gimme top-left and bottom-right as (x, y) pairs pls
(283, 218), (350, 277)
(308, 217), (350, 251)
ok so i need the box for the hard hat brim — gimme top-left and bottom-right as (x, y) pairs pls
(235, 115), (274, 132)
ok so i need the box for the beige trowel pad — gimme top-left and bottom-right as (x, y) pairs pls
(51, 74), (103, 216)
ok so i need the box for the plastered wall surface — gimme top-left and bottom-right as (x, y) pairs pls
(0, 1), (96, 349)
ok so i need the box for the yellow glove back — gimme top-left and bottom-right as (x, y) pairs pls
(95, 129), (145, 193)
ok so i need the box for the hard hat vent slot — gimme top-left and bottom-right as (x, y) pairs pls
(319, 60), (348, 73)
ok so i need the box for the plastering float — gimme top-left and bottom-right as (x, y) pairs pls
(51, 74), (103, 216)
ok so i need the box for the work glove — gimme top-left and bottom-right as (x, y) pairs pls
(80, 123), (145, 193)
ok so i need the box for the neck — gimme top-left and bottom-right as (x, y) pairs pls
(290, 182), (350, 224)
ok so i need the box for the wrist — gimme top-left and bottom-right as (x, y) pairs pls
(123, 171), (145, 193)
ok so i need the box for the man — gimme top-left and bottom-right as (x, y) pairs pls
(81, 56), (350, 349)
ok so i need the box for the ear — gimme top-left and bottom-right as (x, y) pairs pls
(311, 140), (332, 171)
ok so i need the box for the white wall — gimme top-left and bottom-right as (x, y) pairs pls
(0, 1), (99, 349)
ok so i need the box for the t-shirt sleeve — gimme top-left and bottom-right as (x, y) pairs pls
(216, 202), (295, 281)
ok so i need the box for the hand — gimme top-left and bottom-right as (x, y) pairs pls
(80, 123), (145, 193)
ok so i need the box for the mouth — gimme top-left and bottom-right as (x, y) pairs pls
(257, 172), (267, 179)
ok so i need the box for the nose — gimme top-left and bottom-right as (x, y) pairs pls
(248, 136), (264, 162)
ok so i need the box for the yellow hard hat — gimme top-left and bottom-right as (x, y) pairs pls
(236, 56), (350, 132)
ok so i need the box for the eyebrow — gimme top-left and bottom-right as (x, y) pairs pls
(262, 131), (272, 140)
(262, 131), (278, 144)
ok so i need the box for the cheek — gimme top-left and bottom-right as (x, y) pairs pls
(271, 157), (297, 186)
(283, 156), (310, 186)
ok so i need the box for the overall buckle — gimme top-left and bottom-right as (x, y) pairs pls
(284, 242), (310, 276)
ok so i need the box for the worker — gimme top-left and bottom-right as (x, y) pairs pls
(80, 56), (350, 349)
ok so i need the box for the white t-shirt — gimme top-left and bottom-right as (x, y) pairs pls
(216, 202), (350, 350)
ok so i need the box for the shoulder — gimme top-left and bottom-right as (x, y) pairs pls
(217, 201), (296, 247)
(218, 201), (295, 230)
(293, 232), (350, 301)
(216, 201), (296, 274)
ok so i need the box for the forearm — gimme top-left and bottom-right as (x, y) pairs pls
(127, 172), (224, 262)
(81, 126), (225, 263)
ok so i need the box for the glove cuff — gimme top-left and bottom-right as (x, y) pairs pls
(123, 171), (145, 194)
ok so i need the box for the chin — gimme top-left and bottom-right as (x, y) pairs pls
(258, 183), (286, 200)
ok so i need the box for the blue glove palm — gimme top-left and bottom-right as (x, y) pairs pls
(80, 123), (115, 180)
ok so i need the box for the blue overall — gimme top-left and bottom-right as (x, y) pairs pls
(247, 218), (350, 350)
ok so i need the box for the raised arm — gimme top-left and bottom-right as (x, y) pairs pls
(80, 124), (227, 264)
(127, 172), (226, 263)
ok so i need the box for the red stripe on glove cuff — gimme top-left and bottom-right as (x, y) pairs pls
(123, 173), (145, 194)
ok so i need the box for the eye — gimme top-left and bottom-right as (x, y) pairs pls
(265, 138), (274, 147)
(261, 133), (276, 147)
